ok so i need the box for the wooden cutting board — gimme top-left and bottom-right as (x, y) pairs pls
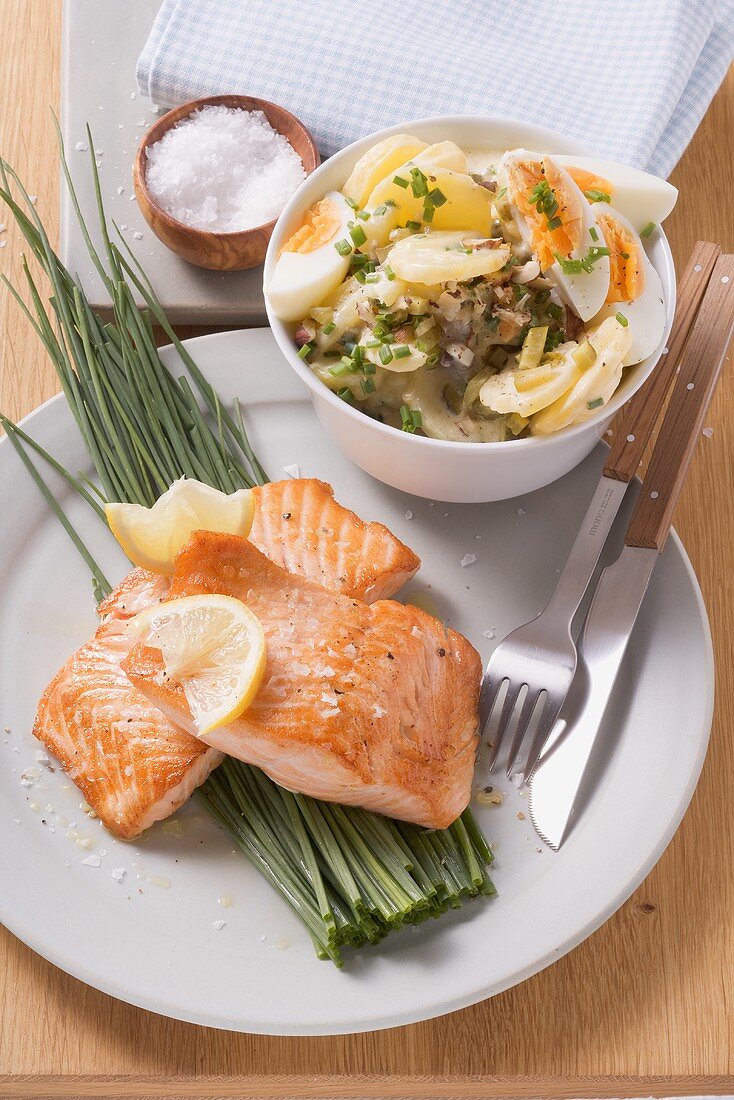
(1, 3), (734, 1096)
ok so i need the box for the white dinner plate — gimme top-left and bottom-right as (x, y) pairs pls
(0, 329), (713, 1035)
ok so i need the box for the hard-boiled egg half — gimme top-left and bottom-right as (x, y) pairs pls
(554, 154), (677, 231)
(591, 204), (666, 365)
(266, 192), (353, 323)
(497, 150), (610, 321)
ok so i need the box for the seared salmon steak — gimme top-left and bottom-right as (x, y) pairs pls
(34, 481), (422, 837)
(250, 478), (420, 602)
(124, 532), (481, 829)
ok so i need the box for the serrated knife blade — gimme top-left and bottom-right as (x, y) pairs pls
(528, 545), (657, 850)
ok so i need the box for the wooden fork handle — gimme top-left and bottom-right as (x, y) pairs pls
(604, 240), (721, 483)
(625, 253), (734, 552)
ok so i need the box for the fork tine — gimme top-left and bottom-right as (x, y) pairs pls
(505, 689), (543, 777)
(487, 681), (523, 770)
(523, 696), (564, 778)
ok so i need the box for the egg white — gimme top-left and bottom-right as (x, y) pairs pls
(266, 192), (353, 323)
(592, 203), (666, 365)
(498, 150), (610, 322)
(554, 154), (678, 230)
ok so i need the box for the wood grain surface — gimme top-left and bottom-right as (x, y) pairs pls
(1, 2), (734, 1096)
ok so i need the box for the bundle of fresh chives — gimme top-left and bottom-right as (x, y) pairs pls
(0, 120), (495, 964)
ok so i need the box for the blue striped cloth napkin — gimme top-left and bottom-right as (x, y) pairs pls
(137, 0), (734, 177)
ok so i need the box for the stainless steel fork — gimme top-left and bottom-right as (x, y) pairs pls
(480, 240), (721, 778)
(481, 474), (628, 777)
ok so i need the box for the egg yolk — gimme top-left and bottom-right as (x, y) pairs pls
(507, 157), (584, 270)
(566, 166), (615, 201)
(598, 213), (645, 303)
(281, 198), (341, 255)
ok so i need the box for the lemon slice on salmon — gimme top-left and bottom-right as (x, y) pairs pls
(105, 478), (254, 576)
(132, 594), (266, 734)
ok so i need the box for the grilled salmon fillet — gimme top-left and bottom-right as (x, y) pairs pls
(250, 479), (420, 601)
(124, 532), (481, 829)
(34, 480), (421, 837)
(33, 610), (222, 838)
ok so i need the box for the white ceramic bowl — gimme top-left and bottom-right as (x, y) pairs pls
(264, 116), (676, 503)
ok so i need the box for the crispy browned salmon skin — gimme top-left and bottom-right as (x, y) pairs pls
(250, 478), (420, 602)
(34, 481), (422, 837)
(124, 532), (481, 829)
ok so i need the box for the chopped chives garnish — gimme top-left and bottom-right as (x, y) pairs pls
(384, 264), (395, 280)
(393, 174), (409, 188)
(365, 339), (381, 348)
(297, 342), (314, 360)
(400, 405), (422, 433)
(427, 187), (447, 207)
(547, 217), (562, 230)
(322, 320), (336, 335)
(334, 239), (352, 256)
(356, 209), (370, 221)
(422, 200), (435, 223)
(584, 189), (611, 203)
(364, 272), (379, 283)
(587, 397), (604, 409)
(336, 387), (355, 403)
(349, 224), (367, 247)
(405, 219), (421, 230)
(329, 360), (354, 377)
(589, 226), (599, 242)
(343, 339), (356, 353)
(496, 186), (507, 198)
(615, 312), (629, 327)
(410, 167), (429, 197)
(362, 361), (377, 374)
(553, 245), (610, 275)
(379, 344), (393, 365)
(547, 301), (563, 321)
(353, 269), (366, 284)
(361, 377), (376, 394)
(393, 345), (411, 359)
(344, 195), (359, 210)
(641, 221), (656, 238)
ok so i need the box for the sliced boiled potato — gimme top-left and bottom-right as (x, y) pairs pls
(479, 342), (581, 418)
(531, 316), (633, 434)
(387, 230), (510, 285)
(343, 134), (428, 206)
(413, 141), (468, 174)
(364, 163), (493, 245)
(362, 341), (428, 374)
(106, 478), (254, 576)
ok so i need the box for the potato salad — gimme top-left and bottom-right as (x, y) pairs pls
(266, 135), (675, 441)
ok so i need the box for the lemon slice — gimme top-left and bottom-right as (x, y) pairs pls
(106, 478), (254, 576)
(133, 594), (266, 735)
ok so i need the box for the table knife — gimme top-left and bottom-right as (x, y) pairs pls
(529, 253), (734, 850)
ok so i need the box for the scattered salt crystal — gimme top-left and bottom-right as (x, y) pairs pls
(13, 819), (20, 825)
(213, 920), (226, 931)
(411, 626), (421, 638)
(144, 105), (306, 232)
(136, 119), (146, 127)
(319, 708), (339, 719)
(511, 772), (524, 789)
(343, 643), (357, 658)
(0, 241), (6, 248)
(133, 231), (143, 240)
(404, 510), (413, 520)
(75, 141), (88, 152)
(130, 91), (137, 100)
(82, 855), (101, 867)
(29, 195), (36, 204)
(482, 629), (495, 639)
(273, 939), (290, 950)
(460, 554), (477, 568)
(117, 186), (125, 195)
(218, 894), (233, 909)
(283, 463), (300, 478)
(321, 665), (336, 677)
(35, 748), (50, 765)
(686, 382), (695, 390)
(516, 507), (525, 516)
(95, 148), (103, 156)
(373, 704), (387, 718)
(703, 427), (714, 438)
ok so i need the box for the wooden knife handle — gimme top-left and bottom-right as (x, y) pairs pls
(625, 253), (734, 552)
(603, 240), (721, 483)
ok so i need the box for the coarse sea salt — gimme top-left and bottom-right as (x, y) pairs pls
(145, 105), (306, 233)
